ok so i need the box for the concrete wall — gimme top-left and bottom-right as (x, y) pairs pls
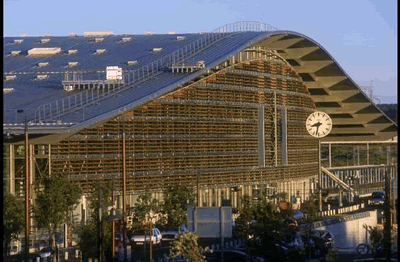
(309, 210), (377, 249)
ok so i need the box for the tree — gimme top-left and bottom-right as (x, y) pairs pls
(160, 186), (195, 229)
(130, 191), (161, 229)
(33, 174), (82, 259)
(234, 195), (255, 240)
(3, 193), (25, 257)
(169, 231), (207, 262)
(77, 181), (113, 262)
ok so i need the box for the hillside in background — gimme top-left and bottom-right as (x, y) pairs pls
(377, 103), (397, 123)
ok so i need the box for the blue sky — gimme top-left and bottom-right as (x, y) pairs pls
(4, 0), (397, 104)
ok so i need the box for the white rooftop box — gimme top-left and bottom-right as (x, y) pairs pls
(14, 39), (23, 44)
(38, 62), (49, 67)
(95, 49), (106, 54)
(6, 75), (17, 81)
(122, 37), (131, 42)
(106, 66), (123, 80)
(177, 36), (185, 40)
(153, 48), (162, 52)
(84, 31), (113, 37)
(36, 74), (48, 80)
(64, 85), (74, 91)
(3, 88), (14, 94)
(68, 62), (78, 67)
(127, 60), (138, 65)
(68, 49), (78, 55)
(41, 38), (50, 44)
(11, 50), (21, 56)
(28, 47), (61, 56)
(95, 38), (104, 42)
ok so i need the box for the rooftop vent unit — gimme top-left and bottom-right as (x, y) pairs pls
(68, 49), (78, 55)
(176, 36), (185, 41)
(95, 38), (104, 42)
(95, 49), (106, 54)
(11, 50), (21, 56)
(41, 38), (50, 44)
(14, 39), (23, 44)
(3, 88), (14, 94)
(36, 74), (48, 80)
(68, 62), (78, 67)
(38, 62), (49, 67)
(28, 47), (61, 56)
(84, 31), (113, 37)
(6, 75), (17, 81)
(127, 60), (138, 66)
(122, 37), (131, 42)
(153, 48), (162, 52)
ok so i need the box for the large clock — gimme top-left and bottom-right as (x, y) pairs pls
(306, 111), (332, 138)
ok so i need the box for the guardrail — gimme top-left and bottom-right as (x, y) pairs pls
(29, 32), (236, 123)
(6, 21), (280, 124)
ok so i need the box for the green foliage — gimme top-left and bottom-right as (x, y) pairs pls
(33, 174), (82, 249)
(129, 191), (161, 229)
(77, 181), (113, 261)
(235, 195), (255, 239)
(363, 224), (384, 249)
(3, 193), (25, 256)
(160, 186), (195, 229)
(169, 231), (206, 262)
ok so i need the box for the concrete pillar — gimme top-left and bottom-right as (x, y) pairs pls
(208, 189), (212, 207)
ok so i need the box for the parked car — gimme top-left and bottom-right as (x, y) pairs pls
(160, 225), (188, 244)
(311, 230), (335, 248)
(369, 191), (385, 206)
(38, 247), (53, 258)
(130, 228), (162, 248)
(326, 195), (350, 207)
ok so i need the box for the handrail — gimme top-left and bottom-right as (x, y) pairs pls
(211, 21), (278, 33)
(321, 166), (353, 192)
(9, 21), (280, 124)
(30, 31), (236, 123)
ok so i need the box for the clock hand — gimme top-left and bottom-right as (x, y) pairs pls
(316, 125), (319, 136)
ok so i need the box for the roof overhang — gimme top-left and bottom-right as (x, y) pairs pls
(4, 30), (397, 143)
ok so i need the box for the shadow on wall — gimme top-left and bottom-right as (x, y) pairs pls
(302, 210), (377, 249)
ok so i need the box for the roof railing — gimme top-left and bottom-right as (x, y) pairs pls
(31, 31), (237, 123)
(211, 21), (278, 33)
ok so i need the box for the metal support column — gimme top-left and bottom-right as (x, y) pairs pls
(24, 118), (30, 262)
(328, 143), (332, 168)
(274, 90), (278, 167)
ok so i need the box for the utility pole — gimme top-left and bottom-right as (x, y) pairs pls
(122, 130), (128, 262)
(318, 140), (322, 212)
(25, 117), (30, 262)
(98, 181), (103, 262)
(384, 167), (392, 261)
(112, 180), (115, 262)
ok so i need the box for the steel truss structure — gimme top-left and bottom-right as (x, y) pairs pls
(42, 49), (318, 194)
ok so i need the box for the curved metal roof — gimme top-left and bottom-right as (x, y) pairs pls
(3, 22), (397, 142)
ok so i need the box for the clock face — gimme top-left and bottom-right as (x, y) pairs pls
(306, 111), (332, 138)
